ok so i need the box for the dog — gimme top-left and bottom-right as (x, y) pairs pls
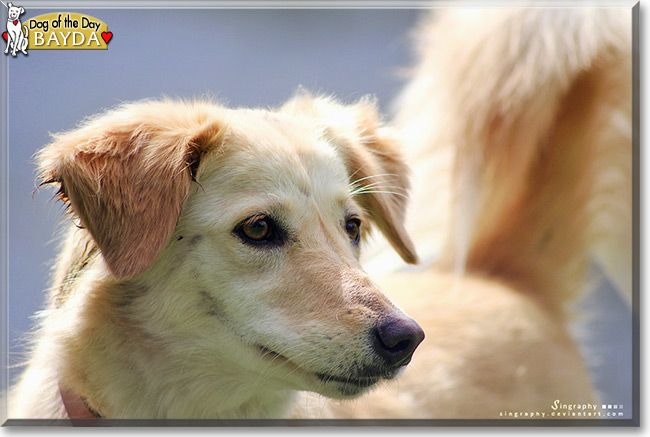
(9, 7), (632, 422)
(9, 95), (425, 419)
(4, 2), (28, 57)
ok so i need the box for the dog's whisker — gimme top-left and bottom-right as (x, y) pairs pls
(347, 173), (400, 189)
(350, 184), (407, 196)
(351, 189), (409, 200)
(347, 167), (364, 182)
(349, 178), (406, 190)
(349, 181), (399, 192)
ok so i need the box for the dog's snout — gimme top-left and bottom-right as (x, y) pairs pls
(372, 316), (425, 368)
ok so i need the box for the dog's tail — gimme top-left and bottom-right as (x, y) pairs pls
(396, 9), (632, 308)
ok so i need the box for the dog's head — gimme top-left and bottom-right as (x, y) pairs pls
(38, 95), (423, 401)
(7, 3), (24, 21)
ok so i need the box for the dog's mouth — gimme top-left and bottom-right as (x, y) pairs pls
(255, 344), (392, 396)
(313, 369), (397, 397)
(257, 345), (289, 363)
(315, 372), (380, 388)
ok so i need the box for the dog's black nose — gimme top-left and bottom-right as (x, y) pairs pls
(372, 316), (425, 367)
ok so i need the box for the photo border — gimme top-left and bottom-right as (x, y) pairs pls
(0, 0), (640, 428)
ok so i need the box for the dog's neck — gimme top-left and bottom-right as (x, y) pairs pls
(48, 251), (297, 419)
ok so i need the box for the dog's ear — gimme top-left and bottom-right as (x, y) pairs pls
(282, 94), (418, 264)
(37, 100), (223, 279)
(7, 3), (12, 8)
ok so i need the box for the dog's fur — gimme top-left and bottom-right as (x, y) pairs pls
(4, 3), (28, 57)
(10, 8), (632, 420)
(298, 8), (631, 419)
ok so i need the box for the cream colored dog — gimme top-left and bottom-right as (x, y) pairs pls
(10, 7), (632, 421)
(10, 96), (425, 419)
(304, 8), (631, 419)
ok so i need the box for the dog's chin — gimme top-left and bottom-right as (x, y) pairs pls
(314, 374), (382, 398)
(255, 344), (400, 399)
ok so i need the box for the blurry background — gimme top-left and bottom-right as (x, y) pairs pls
(6, 7), (633, 418)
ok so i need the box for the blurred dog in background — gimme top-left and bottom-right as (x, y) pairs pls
(298, 8), (632, 419)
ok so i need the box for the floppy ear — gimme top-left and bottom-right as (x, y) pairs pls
(282, 94), (418, 264)
(37, 100), (223, 279)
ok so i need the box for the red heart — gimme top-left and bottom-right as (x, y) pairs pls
(101, 31), (112, 44)
(2, 32), (7, 41)
(13, 20), (17, 25)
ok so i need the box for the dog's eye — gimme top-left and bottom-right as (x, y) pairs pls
(235, 215), (283, 246)
(345, 217), (362, 245)
(241, 216), (272, 241)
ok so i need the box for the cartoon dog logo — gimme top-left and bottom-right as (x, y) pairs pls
(3, 2), (28, 57)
